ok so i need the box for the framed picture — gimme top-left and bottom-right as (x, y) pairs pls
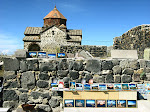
(47, 53), (56, 59)
(107, 84), (114, 90)
(122, 84), (129, 90)
(114, 84), (122, 90)
(91, 83), (99, 91)
(64, 99), (74, 107)
(51, 83), (58, 91)
(129, 84), (137, 90)
(29, 52), (37, 58)
(75, 100), (85, 107)
(127, 100), (136, 108)
(38, 52), (46, 58)
(96, 100), (106, 107)
(69, 82), (76, 91)
(107, 100), (116, 107)
(117, 100), (126, 108)
(58, 81), (64, 91)
(84, 84), (91, 91)
(86, 100), (95, 107)
(76, 83), (83, 91)
(57, 53), (66, 58)
(146, 83), (150, 93)
(99, 84), (107, 91)
(64, 83), (69, 91)
(81, 79), (86, 85)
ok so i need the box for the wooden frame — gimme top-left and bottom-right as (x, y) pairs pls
(64, 99), (74, 107)
(47, 53), (56, 59)
(127, 100), (137, 108)
(28, 51), (37, 58)
(57, 52), (66, 58)
(86, 99), (96, 107)
(96, 100), (106, 108)
(75, 99), (85, 107)
(117, 100), (126, 108)
(37, 51), (46, 58)
(107, 100), (116, 108)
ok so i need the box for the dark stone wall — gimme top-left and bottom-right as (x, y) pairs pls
(60, 45), (107, 57)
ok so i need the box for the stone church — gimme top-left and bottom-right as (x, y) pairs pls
(23, 6), (82, 52)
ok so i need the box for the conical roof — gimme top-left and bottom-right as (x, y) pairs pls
(43, 6), (67, 20)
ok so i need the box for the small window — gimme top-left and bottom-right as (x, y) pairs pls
(52, 31), (54, 35)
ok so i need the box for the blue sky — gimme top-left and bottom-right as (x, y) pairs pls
(0, 0), (150, 54)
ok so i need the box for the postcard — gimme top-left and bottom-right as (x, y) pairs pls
(122, 84), (129, 90)
(58, 81), (64, 91)
(75, 100), (85, 107)
(91, 83), (99, 91)
(29, 52), (37, 58)
(38, 52), (46, 58)
(70, 82), (76, 91)
(84, 84), (91, 91)
(114, 84), (122, 90)
(76, 83), (83, 91)
(107, 100), (116, 107)
(47, 53), (56, 59)
(117, 100), (126, 108)
(107, 84), (114, 90)
(51, 83), (58, 91)
(57, 53), (66, 58)
(129, 84), (137, 90)
(127, 100), (136, 108)
(64, 99), (74, 107)
(86, 100), (95, 107)
(99, 84), (107, 91)
(96, 100), (106, 107)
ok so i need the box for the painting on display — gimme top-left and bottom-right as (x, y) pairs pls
(91, 83), (99, 91)
(29, 52), (37, 58)
(117, 100), (126, 108)
(99, 84), (107, 91)
(76, 83), (83, 91)
(107, 100), (116, 107)
(107, 84), (114, 90)
(129, 84), (137, 90)
(57, 53), (66, 58)
(38, 52), (46, 58)
(127, 100), (136, 108)
(122, 84), (129, 90)
(86, 100), (95, 107)
(114, 84), (122, 91)
(70, 82), (76, 91)
(47, 53), (56, 59)
(58, 81), (64, 91)
(84, 84), (91, 91)
(64, 99), (74, 107)
(96, 100), (106, 107)
(51, 83), (58, 91)
(75, 100), (85, 107)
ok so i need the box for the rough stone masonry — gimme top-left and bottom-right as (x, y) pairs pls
(2, 57), (150, 111)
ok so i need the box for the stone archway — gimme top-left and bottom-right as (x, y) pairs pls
(28, 44), (40, 51)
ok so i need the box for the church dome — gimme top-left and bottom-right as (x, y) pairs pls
(43, 6), (67, 20)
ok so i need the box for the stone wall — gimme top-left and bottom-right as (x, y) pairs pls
(60, 45), (107, 57)
(2, 57), (150, 111)
(113, 24), (150, 59)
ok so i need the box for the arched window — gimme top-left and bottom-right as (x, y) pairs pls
(28, 44), (40, 51)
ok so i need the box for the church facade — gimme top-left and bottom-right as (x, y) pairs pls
(23, 6), (82, 52)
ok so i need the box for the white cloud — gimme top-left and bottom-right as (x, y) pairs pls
(0, 32), (23, 55)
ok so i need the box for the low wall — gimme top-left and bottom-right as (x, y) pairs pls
(2, 57), (150, 111)
(60, 45), (107, 57)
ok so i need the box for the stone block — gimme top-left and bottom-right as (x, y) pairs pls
(146, 61), (150, 68)
(105, 74), (114, 83)
(114, 74), (121, 83)
(120, 60), (130, 69)
(41, 92), (51, 100)
(93, 75), (103, 83)
(69, 71), (79, 80)
(57, 70), (68, 78)
(39, 72), (50, 80)
(101, 70), (112, 75)
(4, 80), (20, 89)
(112, 65), (122, 74)
(3, 58), (20, 71)
(4, 71), (16, 80)
(58, 59), (68, 70)
(146, 73), (150, 81)
(102, 60), (113, 70)
(63, 77), (70, 83)
(139, 59), (146, 68)
(49, 97), (60, 108)
(85, 59), (101, 73)
(3, 90), (19, 101)
(111, 50), (138, 59)
(27, 59), (39, 71)
(129, 60), (140, 70)
(15, 49), (28, 58)
(36, 104), (52, 112)
(133, 73), (140, 82)
(121, 74), (132, 83)
(144, 48), (150, 60)
(84, 74), (93, 83)
(3, 101), (18, 109)
(21, 71), (35, 89)
(19, 93), (28, 103)
(72, 61), (83, 71)
(112, 59), (120, 66)
(31, 92), (41, 99)
(122, 68), (134, 75)
(20, 61), (27, 72)
(37, 80), (49, 88)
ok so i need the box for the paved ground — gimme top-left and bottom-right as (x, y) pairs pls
(64, 100), (150, 112)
